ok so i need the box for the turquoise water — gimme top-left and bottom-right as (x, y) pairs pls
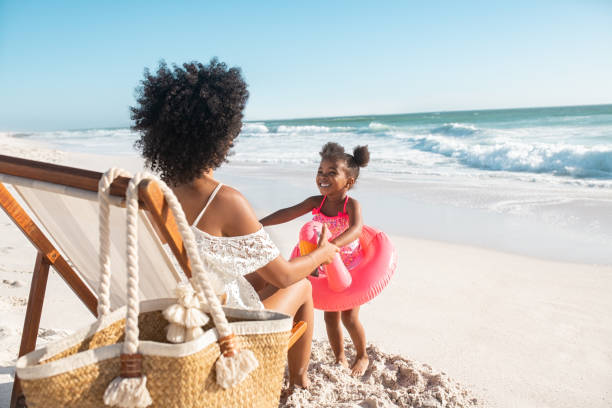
(238, 104), (612, 184)
(7, 104), (612, 185)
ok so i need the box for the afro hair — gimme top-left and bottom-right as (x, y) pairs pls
(132, 58), (249, 185)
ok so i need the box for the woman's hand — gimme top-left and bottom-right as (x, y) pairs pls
(317, 224), (339, 265)
(256, 224), (339, 288)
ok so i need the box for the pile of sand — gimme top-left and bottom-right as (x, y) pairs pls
(281, 340), (480, 408)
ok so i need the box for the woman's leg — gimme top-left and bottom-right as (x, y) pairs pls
(341, 306), (369, 376)
(261, 279), (313, 388)
(324, 311), (348, 367)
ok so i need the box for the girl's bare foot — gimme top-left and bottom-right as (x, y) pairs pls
(289, 372), (311, 389)
(336, 355), (349, 369)
(351, 354), (369, 376)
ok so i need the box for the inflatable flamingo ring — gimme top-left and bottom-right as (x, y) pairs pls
(291, 221), (397, 311)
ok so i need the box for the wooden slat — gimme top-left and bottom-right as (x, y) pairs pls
(18, 252), (50, 356)
(139, 179), (192, 277)
(288, 321), (307, 349)
(0, 154), (130, 198)
(10, 252), (50, 408)
(0, 182), (98, 315)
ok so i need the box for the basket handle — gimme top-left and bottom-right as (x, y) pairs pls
(97, 168), (132, 318)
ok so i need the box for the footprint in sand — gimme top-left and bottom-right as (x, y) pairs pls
(0, 326), (13, 339)
(2, 279), (25, 288)
(38, 328), (71, 341)
(9, 296), (27, 307)
(0, 246), (15, 254)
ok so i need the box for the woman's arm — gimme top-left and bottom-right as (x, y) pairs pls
(330, 198), (363, 247)
(256, 224), (338, 288)
(220, 189), (338, 288)
(259, 196), (321, 226)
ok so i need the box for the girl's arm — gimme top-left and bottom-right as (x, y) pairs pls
(330, 198), (363, 247)
(259, 196), (321, 226)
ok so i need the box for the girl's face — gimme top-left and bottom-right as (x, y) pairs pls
(316, 159), (354, 197)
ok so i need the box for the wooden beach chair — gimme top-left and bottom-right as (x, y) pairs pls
(0, 154), (307, 408)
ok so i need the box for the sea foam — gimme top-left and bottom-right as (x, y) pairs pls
(430, 122), (480, 137)
(408, 134), (612, 178)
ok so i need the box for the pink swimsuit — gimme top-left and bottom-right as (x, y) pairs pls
(312, 196), (362, 269)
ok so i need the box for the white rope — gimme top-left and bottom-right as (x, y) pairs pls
(98, 168), (132, 318)
(123, 173), (145, 354)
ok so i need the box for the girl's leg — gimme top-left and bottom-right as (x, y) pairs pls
(260, 279), (314, 388)
(324, 311), (348, 367)
(341, 306), (369, 376)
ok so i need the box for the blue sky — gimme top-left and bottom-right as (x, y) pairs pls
(0, 1), (611, 131)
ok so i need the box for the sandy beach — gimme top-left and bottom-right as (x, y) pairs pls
(1, 142), (611, 407)
(2, 0), (611, 405)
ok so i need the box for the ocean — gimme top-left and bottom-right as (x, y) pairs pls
(3, 104), (612, 264)
(9, 104), (612, 186)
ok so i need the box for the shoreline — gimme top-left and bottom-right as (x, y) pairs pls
(2, 133), (611, 266)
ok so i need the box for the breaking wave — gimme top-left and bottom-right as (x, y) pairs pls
(409, 136), (612, 178)
(430, 123), (480, 137)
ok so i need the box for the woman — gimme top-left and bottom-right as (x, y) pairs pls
(131, 59), (338, 388)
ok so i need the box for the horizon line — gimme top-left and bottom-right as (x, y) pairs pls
(1, 102), (610, 133)
(247, 102), (612, 123)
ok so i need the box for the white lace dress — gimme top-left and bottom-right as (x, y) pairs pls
(192, 227), (279, 310)
(185, 182), (279, 310)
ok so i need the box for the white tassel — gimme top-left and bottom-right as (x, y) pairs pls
(166, 323), (185, 344)
(163, 282), (209, 343)
(184, 326), (204, 342)
(103, 376), (153, 408)
(173, 281), (195, 298)
(215, 349), (259, 389)
(184, 307), (210, 328)
(162, 303), (186, 325)
(182, 292), (201, 309)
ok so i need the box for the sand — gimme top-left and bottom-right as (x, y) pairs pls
(281, 340), (479, 408)
(1, 144), (611, 407)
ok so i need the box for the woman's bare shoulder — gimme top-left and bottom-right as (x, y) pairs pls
(213, 184), (262, 236)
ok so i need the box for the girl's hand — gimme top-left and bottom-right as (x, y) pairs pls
(317, 224), (339, 265)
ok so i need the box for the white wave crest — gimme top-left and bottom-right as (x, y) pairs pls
(410, 136), (612, 178)
(368, 122), (391, 130)
(430, 123), (479, 137)
(242, 123), (269, 134)
(276, 125), (331, 134)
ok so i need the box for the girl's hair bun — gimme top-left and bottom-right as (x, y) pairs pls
(320, 142), (345, 158)
(353, 145), (370, 168)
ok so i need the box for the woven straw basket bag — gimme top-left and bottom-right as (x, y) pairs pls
(15, 170), (293, 408)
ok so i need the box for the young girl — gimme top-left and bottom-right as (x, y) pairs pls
(260, 142), (371, 376)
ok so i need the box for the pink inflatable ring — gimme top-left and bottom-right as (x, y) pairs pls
(291, 225), (397, 311)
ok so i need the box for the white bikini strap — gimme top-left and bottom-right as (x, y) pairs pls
(192, 182), (223, 227)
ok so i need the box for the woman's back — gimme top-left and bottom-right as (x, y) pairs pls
(173, 179), (279, 309)
(174, 179), (260, 238)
